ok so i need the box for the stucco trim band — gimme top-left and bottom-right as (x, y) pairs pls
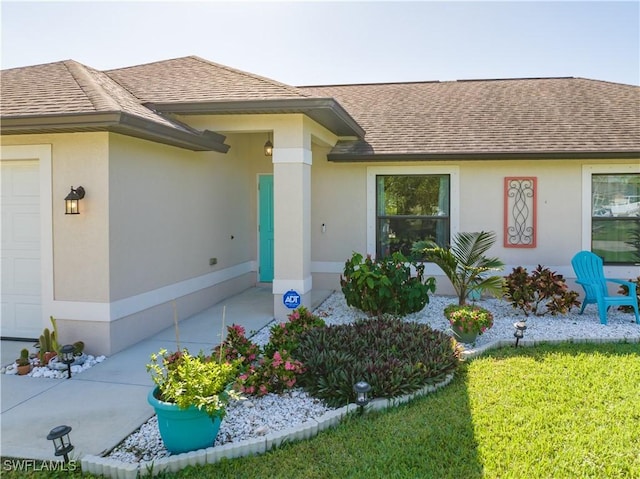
(50, 261), (257, 322)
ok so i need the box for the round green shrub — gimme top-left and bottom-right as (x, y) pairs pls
(340, 252), (436, 317)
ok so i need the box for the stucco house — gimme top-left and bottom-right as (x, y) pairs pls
(2, 56), (639, 355)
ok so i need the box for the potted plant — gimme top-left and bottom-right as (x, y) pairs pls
(35, 316), (64, 367)
(16, 348), (32, 375)
(146, 348), (241, 454)
(444, 304), (494, 343)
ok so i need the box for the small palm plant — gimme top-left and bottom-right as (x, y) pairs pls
(412, 231), (505, 306)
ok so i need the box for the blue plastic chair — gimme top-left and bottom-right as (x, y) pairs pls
(571, 251), (639, 325)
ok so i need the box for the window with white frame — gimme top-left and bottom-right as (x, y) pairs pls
(591, 173), (640, 264)
(367, 166), (459, 259)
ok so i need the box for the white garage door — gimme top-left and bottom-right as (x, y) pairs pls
(1, 160), (42, 339)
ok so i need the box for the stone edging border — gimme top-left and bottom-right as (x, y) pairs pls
(80, 335), (640, 478)
(459, 335), (640, 360)
(80, 374), (455, 478)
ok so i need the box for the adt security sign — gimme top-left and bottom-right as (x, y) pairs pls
(283, 290), (301, 309)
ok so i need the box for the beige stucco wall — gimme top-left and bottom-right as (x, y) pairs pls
(108, 133), (265, 299)
(308, 156), (640, 293)
(1, 133), (111, 302)
(458, 159), (583, 266)
(1, 131), (275, 354)
(4, 126), (636, 352)
(311, 146), (368, 262)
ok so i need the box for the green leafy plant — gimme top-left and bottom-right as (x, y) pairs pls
(413, 230), (505, 306)
(264, 306), (326, 357)
(503, 265), (581, 316)
(146, 348), (241, 418)
(618, 276), (640, 313)
(340, 251), (436, 317)
(296, 317), (460, 407)
(236, 349), (306, 396)
(444, 304), (494, 335)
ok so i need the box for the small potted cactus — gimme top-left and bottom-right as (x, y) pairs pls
(37, 317), (60, 366)
(16, 348), (32, 375)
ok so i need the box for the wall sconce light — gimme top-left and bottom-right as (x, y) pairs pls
(46, 425), (74, 463)
(513, 321), (527, 348)
(60, 344), (75, 379)
(64, 186), (85, 215)
(353, 381), (372, 414)
(264, 133), (273, 157)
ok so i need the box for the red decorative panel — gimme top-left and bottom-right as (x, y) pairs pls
(504, 177), (537, 248)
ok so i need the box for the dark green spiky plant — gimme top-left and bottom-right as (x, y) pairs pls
(413, 231), (505, 306)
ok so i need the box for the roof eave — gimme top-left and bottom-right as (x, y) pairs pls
(327, 150), (640, 162)
(0, 112), (230, 153)
(147, 98), (366, 138)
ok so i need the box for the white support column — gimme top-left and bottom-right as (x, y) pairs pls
(271, 118), (313, 320)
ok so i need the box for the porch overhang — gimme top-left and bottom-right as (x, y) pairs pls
(0, 112), (230, 152)
(146, 98), (366, 139)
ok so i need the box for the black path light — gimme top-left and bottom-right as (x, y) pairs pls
(353, 381), (372, 414)
(513, 321), (527, 348)
(60, 344), (75, 379)
(47, 425), (74, 463)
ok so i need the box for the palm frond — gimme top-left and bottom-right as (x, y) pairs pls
(412, 231), (504, 305)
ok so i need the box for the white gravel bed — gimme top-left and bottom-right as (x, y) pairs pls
(107, 291), (640, 463)
(2, 355), (107, 378)
(108, 389), (331, 463)
(312, 292), (640, 349)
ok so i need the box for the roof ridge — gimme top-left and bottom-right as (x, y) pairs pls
(63, 60), (122, 112)
(299, 76), (584, 89)
(187, 56), (312, 98)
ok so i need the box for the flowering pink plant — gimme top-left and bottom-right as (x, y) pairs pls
(444, 304), (494, 335)
(213, 324), (260, 368)
(236, 349), (306, 396)
(264, 306), (325, 357)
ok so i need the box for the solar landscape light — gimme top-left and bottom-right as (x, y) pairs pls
(353, 381), (372, 414)
(60, 344), (75, 379)
(47, 425), (74, 463)
(513, 321), (527, 348)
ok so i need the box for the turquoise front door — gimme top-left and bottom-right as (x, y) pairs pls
(258, 175), (274, 282)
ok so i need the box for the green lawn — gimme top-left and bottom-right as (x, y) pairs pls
(3, 342), (639, 478)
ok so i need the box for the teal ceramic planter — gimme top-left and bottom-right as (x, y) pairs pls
(450, 325), (478, 344)
(148, 387), (222, 454)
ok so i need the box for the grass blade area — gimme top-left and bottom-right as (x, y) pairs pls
(3, 342), (639, 478)
(468, 343), (640, 479)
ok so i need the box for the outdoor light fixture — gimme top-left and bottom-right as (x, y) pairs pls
(264, 133), (273, 156)
(64, 186), (85, 215)
(60, 344), (75, 379)
(47, 425), (74, 463)
(353, 381), (372, 413)
(513, 321), (527, 348)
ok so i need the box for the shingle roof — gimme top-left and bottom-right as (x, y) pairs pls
(0, 60), (229, 151)
(2, 56), (638, 158)
(107, 56), (312, 103)
(105, 56), (365, 137)
(301, 78), (640, 159)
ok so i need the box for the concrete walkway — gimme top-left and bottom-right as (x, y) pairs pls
(0, 287), (332, 461)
